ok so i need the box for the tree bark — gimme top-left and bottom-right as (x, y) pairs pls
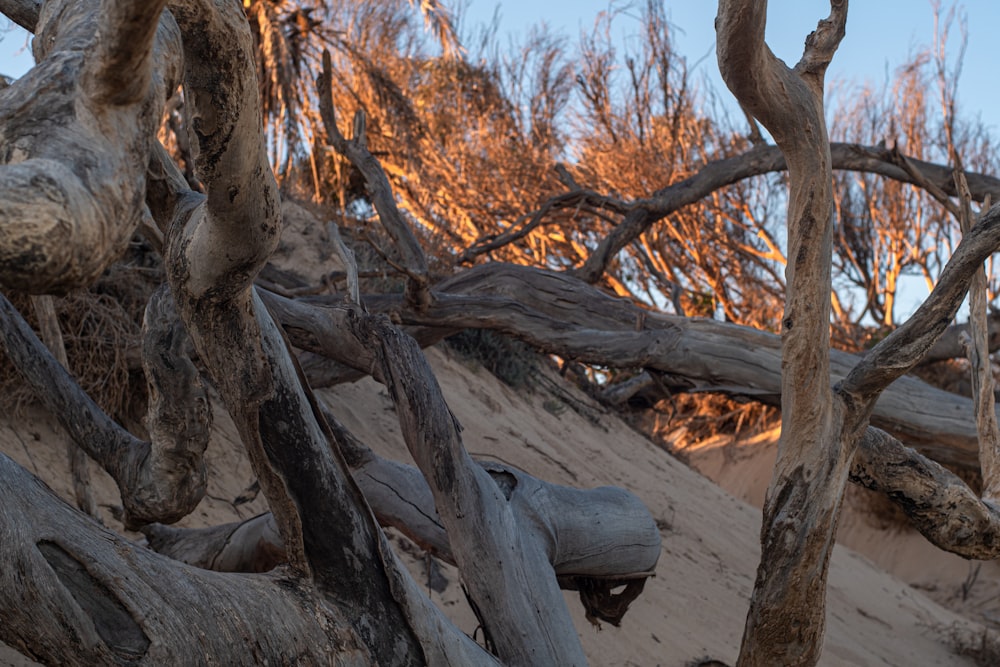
(0, 0), (181, 293)
(717, 1), (852, 664)
(0, 453), (373, 666)
(265, 262), (994, 473)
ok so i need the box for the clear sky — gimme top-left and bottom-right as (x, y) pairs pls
(2, 1), (995, 130)
(465, 0), (1000, 135)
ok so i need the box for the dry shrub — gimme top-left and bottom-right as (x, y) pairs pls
(444, 329), (541, 390)
(935, 623), (1000, 666)
(630, 392), (778, 450)
(0, 240), (161, 423)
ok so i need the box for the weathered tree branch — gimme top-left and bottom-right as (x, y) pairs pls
(0, 289), (209, 528)
(85, 0), (169, 106)
(161, 2), (435, 662)
(956, 179), (1000, 501)
(923, 313), (1000, 363)
(29, 294), (99, 519)
(351, 314), (589, 665)
(166, 0), (280, 298)
(0, 0), (181, 293)
(851, 428), (1000, 560)
(264, 263), (990, 473)
(145, 402), (660, 584)
(718, 1), (848, 664)
(573, 141), (1000, 284)
(0, 0), (39, 31)
(0, 453), (373, 666)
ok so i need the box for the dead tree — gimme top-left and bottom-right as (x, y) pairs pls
(0, 0), (659, 664)
(4, 0), (1000, 665)
(717, 0), (1000, 664)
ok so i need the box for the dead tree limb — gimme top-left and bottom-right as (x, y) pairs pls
(0, 288), (210, 528)
(572, 141), (1000, 284)
(0, 0), (39, 31)
(145, 405), (660, 586)
(852, 428), (1000, 560)
(263, 263), (989, 473)
(0, 0), (181, 293)
(0, 452), (373, 666)
(956, 179), (1000, 501)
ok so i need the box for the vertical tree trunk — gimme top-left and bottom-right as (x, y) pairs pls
(716, 2), (850, 664)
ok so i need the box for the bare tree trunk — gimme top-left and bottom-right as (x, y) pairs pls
(716, 2), (1000, 664)
(717, 3), (849, 663)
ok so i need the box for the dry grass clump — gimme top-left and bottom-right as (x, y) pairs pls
(0, 238), (162, 423)
(445, 329), (541, 390)
(935, 623), (1000, 666)
(0, 290), (136, 420)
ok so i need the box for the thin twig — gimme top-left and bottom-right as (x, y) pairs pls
(327, 222), (360, 306)
(316, 49), (430, 309)
(29, 295), (100, 521)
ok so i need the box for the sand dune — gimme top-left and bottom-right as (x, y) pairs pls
(1, 346), (991, 665)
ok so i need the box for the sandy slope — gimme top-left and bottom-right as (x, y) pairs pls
(681, 428), (1000, 648)
(0, 346), (990, 666)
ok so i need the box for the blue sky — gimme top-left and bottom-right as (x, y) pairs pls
(466, 0), (1000, 134)
(2, 1), (994, 130)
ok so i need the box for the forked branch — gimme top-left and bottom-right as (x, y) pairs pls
(317, 50), (431, 308)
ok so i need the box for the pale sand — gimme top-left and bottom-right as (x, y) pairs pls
(0, 345), (989, 666)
